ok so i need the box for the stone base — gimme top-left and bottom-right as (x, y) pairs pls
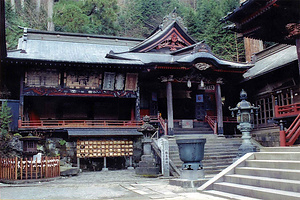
(180, 169), (205, 180)
(60, 166), (81, 176)
(102, 168), (109, 171)
(135, 154), (159, 177)
(127, 166), (134, 170)
(135, 166), (159, 177)
(169, 178), (208, 188)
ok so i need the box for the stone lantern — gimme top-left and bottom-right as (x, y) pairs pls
(20, 133), (41, 158)
(136, 116), (159, 176)
(229, 89), (259, 157)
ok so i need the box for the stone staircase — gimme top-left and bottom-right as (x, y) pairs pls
(199, 147), (300, 200)
(168, 121), (245, 177)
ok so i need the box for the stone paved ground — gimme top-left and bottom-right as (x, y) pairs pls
(0, 170), (228, 200)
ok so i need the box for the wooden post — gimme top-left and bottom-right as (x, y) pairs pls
(45, 157), (48, 178)
(20, 158), (23, 180)
(25, 158), (28, 179)
(15, 157), (18, 180)
(58, 157), (60, 176)
(167, 81), (174, 135)
(8, 158), (10, 180)
(30, 157), (33, 179)
(35, 157), (38, 179)
(41, 157), (43, 178)
(216, 81), (224, 136)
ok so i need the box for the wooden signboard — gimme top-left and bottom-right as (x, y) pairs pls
(76, 140), (133, 158)
(115, 73), (125, 90)
(103, 72), (116, 90)
(125, 73), (138, 91)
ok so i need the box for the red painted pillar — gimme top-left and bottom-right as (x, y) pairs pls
(279, 120), (286, 146)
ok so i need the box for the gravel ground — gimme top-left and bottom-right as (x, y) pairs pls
(0, 170), (228, 200)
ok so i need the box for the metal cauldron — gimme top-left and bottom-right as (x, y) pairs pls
(176, 138), (206, 170)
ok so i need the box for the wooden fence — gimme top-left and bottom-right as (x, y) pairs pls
(0, 157), (60, 180)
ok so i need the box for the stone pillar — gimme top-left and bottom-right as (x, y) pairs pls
(167, 81), (174, 135)
(102, 157), (108, 171)
(127, 156), (134, 170)
(215, 80), (224, 136)
(77, 157), (80, 169)
(158, 138), (170, 177)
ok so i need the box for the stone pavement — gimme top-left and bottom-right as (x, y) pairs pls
(0, 170), (228, 200)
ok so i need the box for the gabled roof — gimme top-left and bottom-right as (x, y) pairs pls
(223, 0), (300, 45)
(7, 28), (144, 65)
(106, 41), (252, 71)
(129, 20), (196, 53)
(243, 44), (298, 80)
(7, 15), (252, 72)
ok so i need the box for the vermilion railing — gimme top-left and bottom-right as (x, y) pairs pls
(205, 115), (237, 134)
(280, 113), (300, 146)
(205, 115), (218, 134)
(0, 157), (60, 180)
(157, 114), (168, 135)
(18, 120), (143, 129)
(275, 103), (300, 118)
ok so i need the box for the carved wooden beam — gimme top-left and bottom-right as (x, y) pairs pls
(286, 23), (300, 39)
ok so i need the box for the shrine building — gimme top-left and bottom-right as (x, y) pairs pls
(2, 12), (252, 167)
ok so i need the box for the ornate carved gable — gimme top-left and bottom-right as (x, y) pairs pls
(130, 9), (196, 53)
(155, 29), (190, 51)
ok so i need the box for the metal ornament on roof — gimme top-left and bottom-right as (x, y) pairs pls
(194, 63), (211, 71)
(159, 8), (186, 31)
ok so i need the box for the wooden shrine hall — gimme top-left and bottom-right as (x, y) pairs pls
(3, 12), (252, 165)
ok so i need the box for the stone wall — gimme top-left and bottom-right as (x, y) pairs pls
(252, 126), (280, 147)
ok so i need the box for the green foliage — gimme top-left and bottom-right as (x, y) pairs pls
(59, 139), (67, 146)
(53, 0), (120, 35)
(5, 1), (48, 50)
(13, 133), (22, 137)
(118, 0), (182, 37)
(0, 101), (12, 140)
(4, 0), (245, 61)
(187, 0), (245, 61)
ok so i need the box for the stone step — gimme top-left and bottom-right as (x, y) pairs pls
(204, 165), (230, 171)
(245, 160), (300, 169)
(202, 159), (235, 166)
(204, 151), (239, 157)
(203, 190), (261, 200)
(204, 169), (223, 175)
(225, 174), (300, 193)
(260, 147), (300, 152)
(167, 133), (242, 178)
(204, 154), (237, 160)
(253, 152), (300, 160)
(213, 182), (300, 200)
(235, 167), (300, 180)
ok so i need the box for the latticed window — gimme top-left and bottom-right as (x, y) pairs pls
(255, 96), (274, 126)
(274, 90), (293, 106)
(254, 90), (293, 126)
